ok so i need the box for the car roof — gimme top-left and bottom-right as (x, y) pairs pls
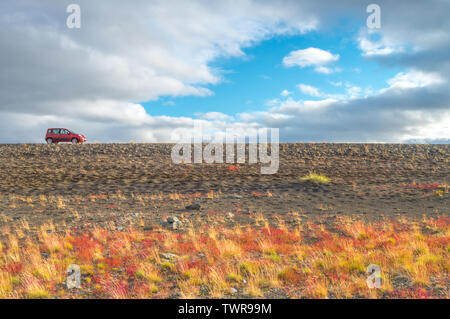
(48, 128), (68, 130)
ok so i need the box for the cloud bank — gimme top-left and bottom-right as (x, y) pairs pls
(0, 0), (448, 143)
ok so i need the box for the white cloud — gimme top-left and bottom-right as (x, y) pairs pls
(314, 66), (333, 74)
(357, 29), (406, 57)
(271, 97), (336, 114)
(386, 70), (444, 89)
(196, 112), (234, 121)
(297, 84), (321, 97)
(266, 98), (281, 106)
(0, 0), (318, 119)
(404, 113), (450, 141)
(280, 89), (292, 97)
(358, 37), (396, 56)
(329, 81), (343, 87)
(282, 47), (339, 73)
(345, 86), (362, 98)
(260, 89), (450, 142)
(297, 83), (364, 100)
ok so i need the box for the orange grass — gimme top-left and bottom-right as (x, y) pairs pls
(0, 216), (448, 299)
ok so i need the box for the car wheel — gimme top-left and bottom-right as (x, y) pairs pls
(46, 138), (53, 144)
(71, 138), (79, 144)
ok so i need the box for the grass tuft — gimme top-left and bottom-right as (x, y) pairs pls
(300, 172), (331, 183)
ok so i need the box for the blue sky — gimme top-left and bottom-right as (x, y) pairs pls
(144, 25), (401, 118)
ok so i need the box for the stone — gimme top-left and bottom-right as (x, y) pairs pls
(167, 216), (180, 223)
(163, 216), (183, 230)
(160, 253), (178, 261)
(226, 194), (243, 199)
(185, 203), (201, 210)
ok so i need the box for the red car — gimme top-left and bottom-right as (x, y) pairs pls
(45, 128), (86, 144)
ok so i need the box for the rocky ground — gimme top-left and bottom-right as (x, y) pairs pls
(0, 143), (448, 235)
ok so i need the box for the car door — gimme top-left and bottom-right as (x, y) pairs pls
(52, 129), (61, 142)
(60, 129), (70, 142)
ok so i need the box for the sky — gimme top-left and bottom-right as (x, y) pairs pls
(0, 0), (449, 143)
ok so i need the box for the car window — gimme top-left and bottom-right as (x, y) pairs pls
(52, 129), (60, 134)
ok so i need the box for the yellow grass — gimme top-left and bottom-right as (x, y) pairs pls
(300, 172), (331, 183)
(0, 212), (448, 299)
